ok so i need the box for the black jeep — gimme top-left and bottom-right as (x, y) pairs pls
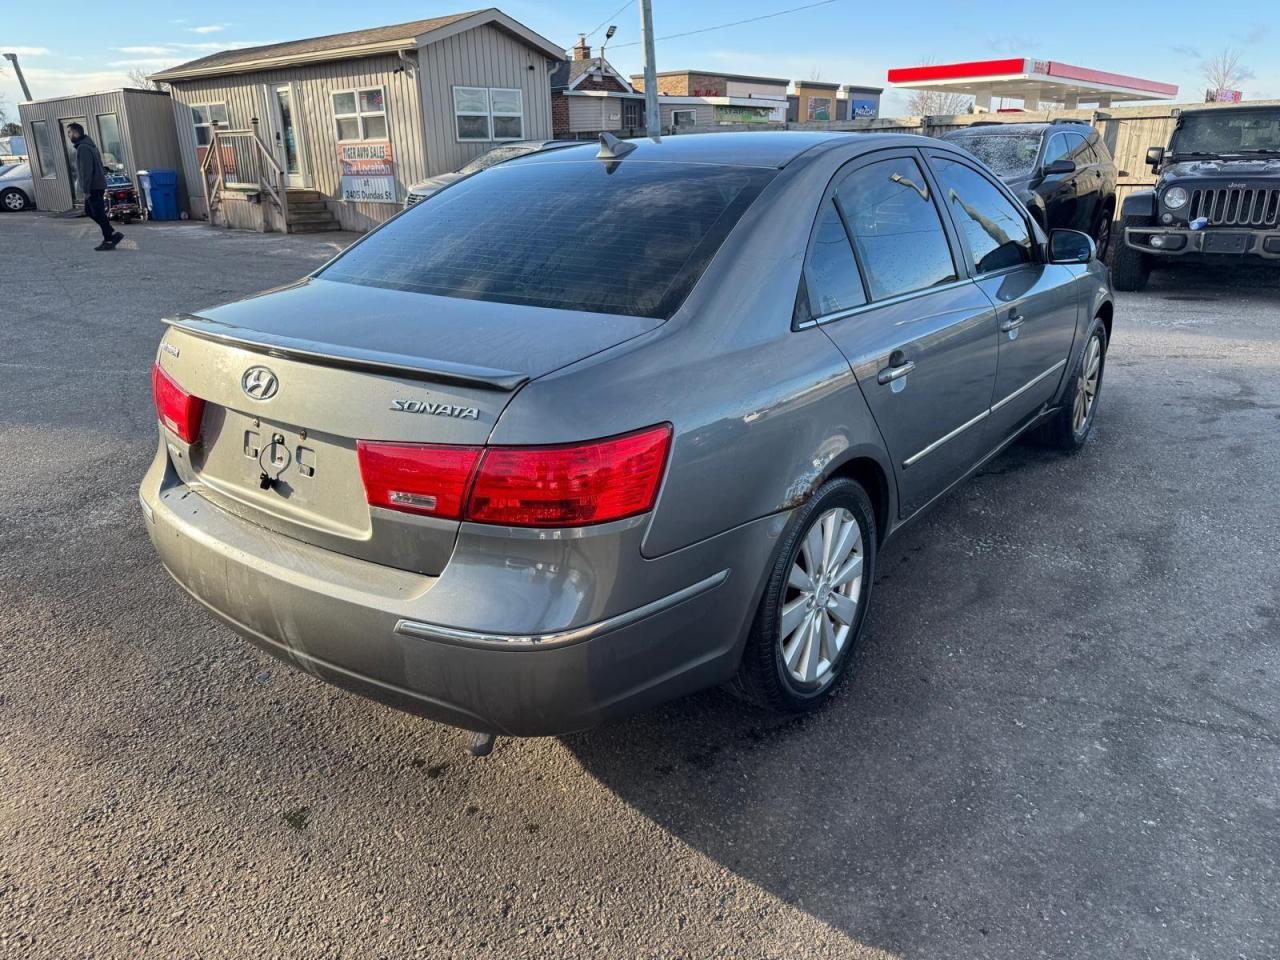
(1114, 105), (1280, 290)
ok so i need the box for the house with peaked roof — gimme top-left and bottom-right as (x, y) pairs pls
(550, 36), (644, 139)
(151, 8), (564, 232)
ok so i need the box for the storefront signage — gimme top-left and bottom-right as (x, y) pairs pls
(850, 98), (878, 120)
(337, 140), (396, 204)
(807, 97), (833, 122)
(715, 105), (773, 124)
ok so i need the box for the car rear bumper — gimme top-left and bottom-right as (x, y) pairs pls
(139, 449), (781, 736)
(1124, 225), (1280, 259)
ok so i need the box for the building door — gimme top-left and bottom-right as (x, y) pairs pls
(622, 99), (644, 134)
(269, 84), (306, 188)
(59, 117), (88, 204)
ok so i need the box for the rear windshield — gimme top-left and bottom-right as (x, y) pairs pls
(952, 134), (1042, 178)
(321, 159), (776, 319)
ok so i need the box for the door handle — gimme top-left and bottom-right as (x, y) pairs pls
(877, 355), (916, 384)
(1000, 312), (1024, 333)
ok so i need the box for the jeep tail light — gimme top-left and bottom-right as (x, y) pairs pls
(356, 442), (483, 519)
(151, 362), (205, 444)
(356, 425), (672, 527)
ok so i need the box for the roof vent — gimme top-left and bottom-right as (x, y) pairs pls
(596, 132), (637, 161)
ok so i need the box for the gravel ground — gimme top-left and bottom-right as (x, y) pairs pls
(1, 212), (1277, 960)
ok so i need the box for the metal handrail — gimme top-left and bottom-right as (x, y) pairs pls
(201, 123), (291, 230)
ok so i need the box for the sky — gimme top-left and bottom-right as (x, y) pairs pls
(3, 0), (1279, 121)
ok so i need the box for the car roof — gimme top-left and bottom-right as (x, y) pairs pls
(945, 121), (1091, 138)
(509, 131), (951, 169)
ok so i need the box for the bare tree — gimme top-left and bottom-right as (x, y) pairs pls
(1201, 48), (1253, 97)
(808, 65), (823, 82)
(127, 68), (170, 92)
(905, 88), (974, 117)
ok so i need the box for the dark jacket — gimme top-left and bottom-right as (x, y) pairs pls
(74, 135), (107, 195)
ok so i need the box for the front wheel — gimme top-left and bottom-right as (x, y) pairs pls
(729, 477), (876, 713)
(1110, 215), (1151, 291)
(1036, 317), (1108, 452)
(1, 188), (29, 212)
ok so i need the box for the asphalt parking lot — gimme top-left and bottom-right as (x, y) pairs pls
(1, 212), (1277, 959)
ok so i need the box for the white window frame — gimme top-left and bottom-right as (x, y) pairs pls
(191, 102), (229, 148)
(452, 86), (525, 143)
(489, 88), (524, 142)
(30, 120), (57, 179)
(332, 86), (388, 143)
(671, 109), (697, 128)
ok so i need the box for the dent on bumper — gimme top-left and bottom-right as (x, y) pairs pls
(139, 455), (780, 736)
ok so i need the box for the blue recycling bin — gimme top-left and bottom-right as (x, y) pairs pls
(137, 169), (179, 221)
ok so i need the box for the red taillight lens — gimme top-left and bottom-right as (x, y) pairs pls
(469, 425), (671, 527)
(356, 425), (672, 527)
(151, 362), (205, 443)
(356, 441), (483, 519)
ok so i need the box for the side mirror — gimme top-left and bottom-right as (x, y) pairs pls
(1048, 229), (1096, 265)
(1043, 158), (1076, 176)
(1146, 146), (1165, 170)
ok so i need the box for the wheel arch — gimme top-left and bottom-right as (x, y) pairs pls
(824, 453), (894, 546)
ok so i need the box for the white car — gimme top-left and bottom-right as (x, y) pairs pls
(0, 162), (35, 212)
(403, 140), (580, 207)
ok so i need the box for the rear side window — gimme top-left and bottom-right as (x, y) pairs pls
(931, 156), (1034, 274)
(836, 157), (957, 301)
(321, 160), (775, 319)
(804, 200), (866, 316)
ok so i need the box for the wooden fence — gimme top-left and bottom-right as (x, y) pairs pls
(678, 98), (1280, 214)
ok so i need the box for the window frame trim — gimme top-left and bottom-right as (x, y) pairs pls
(453, 85), (492, 142)
(190, 101), (229, 148)
(488, 87), (524, 142)
(95, 112), (125, 169)
(671, 108), (698, 128)
(331, 85), (388, 143)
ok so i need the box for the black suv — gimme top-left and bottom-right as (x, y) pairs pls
(1114, 105), (1280, 291)
(942, 120), (1118, 258)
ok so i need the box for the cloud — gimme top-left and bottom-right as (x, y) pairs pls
(987, 36), (1040, 55)
(189, 24), (226, 34)
(115, 46), (175, 56)
(3, 66), (133, 99)
(108, 58), (181, 68)
(1235, 23), (1269, 45)
(3, 46), (51, 56)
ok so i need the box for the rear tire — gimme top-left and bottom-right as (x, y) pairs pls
(1110, 215), (1151, 291)
(729, 477), (876, 713)
(1, 188), (29, 212)
(1036, 316), (1108, 452)
(1093, 202), (1115, 261)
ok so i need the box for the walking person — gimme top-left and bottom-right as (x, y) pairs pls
(67, 122), (123, 251)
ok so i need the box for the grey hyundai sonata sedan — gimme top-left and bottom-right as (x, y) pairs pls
(141, 132), (1113, 738)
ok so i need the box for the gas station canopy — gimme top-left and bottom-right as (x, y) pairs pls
(887, 58), (1178, 111)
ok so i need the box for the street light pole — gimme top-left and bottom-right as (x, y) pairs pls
(3, 53), (34, 101)
(639, 0), (660, 138)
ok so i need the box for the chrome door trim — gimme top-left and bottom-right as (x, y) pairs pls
(903, 408), (990, 468)
(795, 277), (979, 330)
(394, 569), (730, 650)
(990, 358), (1067, 413)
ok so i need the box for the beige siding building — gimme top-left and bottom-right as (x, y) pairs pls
(17, 89), (187, 213)
(152, 8), (563, 233)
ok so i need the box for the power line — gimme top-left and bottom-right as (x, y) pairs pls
(584, 0), (637, 42)
(608, 0), (841, 49)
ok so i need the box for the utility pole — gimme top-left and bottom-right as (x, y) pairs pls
(639, 0), (660, 138)
(3, 53), (34, 101)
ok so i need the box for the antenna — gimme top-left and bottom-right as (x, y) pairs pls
(597, 132), (637, 160)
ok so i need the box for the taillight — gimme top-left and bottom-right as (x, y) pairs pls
(151, 362), (204, 443)
(356, 425), (672, 528)
(356, 442), (482, 519)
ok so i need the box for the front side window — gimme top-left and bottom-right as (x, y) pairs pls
(191, 103), (229, 147)
(837, 157), (957, 301)
(333, 89), (387, 141)
(30, 120), (57, 178)
(804, 200), (865, 316)
(931, 156), (1034, 274)
(321, 159), (775, 319)
(1041, 133), (1070, 167)
(96, 113), (124, 168)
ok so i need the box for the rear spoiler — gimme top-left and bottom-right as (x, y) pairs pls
(162, 314), (528, 392)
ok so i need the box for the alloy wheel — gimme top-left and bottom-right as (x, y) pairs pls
(779, 507), (863, 685)
(1073, 333), (1103, 436)
(3, 193), (24, 211)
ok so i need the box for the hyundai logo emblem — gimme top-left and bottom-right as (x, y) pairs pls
(241, 366), (279, 401)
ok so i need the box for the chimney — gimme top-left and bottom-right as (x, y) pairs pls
(573, 34), (591, 61)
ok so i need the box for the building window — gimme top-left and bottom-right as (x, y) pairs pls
(30, 120), (57, 178)
(671, 109), (697, 128)
(96, 113), (124, 169)
(453, 86), (524, 142)
(332, 88), (387, 142)
(191, 103), (229, 147)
